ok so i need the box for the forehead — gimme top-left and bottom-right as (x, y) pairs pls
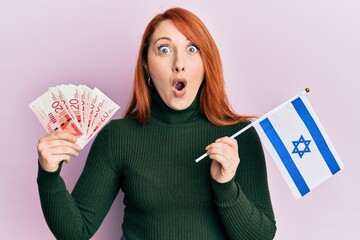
(151, 20), (187, 42)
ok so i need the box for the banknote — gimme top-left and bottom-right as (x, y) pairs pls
(57, 84), (83, 129)
(79, 84), (93, 134)
(85, 88), (120, 144)
(29, 84), (120, 148)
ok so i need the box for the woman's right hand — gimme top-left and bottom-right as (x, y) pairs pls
(37, 131), (80, 172)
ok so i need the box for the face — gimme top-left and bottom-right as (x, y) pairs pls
(145, 20), (204, 110)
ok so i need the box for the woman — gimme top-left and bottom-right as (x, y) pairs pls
(37, 7), (276, 240)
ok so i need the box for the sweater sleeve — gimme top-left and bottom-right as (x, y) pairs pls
(211, 125), (277, 240)
(37, 123), (122, 240)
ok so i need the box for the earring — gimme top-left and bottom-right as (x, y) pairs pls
(147, 76), (153, 87)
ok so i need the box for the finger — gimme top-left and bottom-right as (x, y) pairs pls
(51, 154), (72, 164)
(38, 132), (80, 153)
(38, 140), (80, 159)
(45, 139), (80, 151)
(39, 131), (77, 144)
(215, 136), (238, 149)
(47, 145), (79, 157)
(206, 142), (233, 157)
(39, 150), (74, 172)
(207, 144), (233, 167)
(206, 142), (240, 166)
(39, 149), (77, 170)
(212, 137), (239, 161)
(208, 153), (233, 169)
(39, 145), (79, 164)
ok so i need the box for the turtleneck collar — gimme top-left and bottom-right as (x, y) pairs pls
(150, 89), (203, 124)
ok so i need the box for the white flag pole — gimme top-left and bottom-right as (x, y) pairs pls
(194, 88), (310, 163)
(194, 115), (257, 163)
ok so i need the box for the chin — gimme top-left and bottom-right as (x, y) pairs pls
(169, 100), (191, 110)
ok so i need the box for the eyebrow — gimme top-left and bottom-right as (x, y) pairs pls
(154, 37), (190, 45)
(154, 37), (172, 45)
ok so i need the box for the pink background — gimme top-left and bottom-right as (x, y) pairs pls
(1, 0), (359, 239)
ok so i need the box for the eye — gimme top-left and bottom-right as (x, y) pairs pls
(188, 44), (199, 53)
(158, 45), (171, 54)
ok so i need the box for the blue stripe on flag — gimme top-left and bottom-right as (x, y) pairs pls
(260, 118), (310, 196)
(291, 97), (341, 175)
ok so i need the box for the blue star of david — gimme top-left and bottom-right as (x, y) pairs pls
(292, 135), (311, 158)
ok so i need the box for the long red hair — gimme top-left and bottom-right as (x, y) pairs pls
(125, 7), (252, 125)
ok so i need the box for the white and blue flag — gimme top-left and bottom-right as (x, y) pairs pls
(195, 89), (343, 199)
(253, 90), (344, 199)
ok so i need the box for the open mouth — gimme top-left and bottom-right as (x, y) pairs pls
(175, 81), (186, 91)
(172, 79), (187, 97)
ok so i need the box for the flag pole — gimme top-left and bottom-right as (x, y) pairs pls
(194, 120), (257, 163)
(194, 88), (311, 163)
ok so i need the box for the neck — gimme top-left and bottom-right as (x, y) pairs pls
(150, 90), (202, 124)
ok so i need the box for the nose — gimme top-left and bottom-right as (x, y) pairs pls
(172, 53), (185, 73)
(172, 66), (185, 72)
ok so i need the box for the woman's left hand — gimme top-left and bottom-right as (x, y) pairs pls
(206, 136), (240, 183)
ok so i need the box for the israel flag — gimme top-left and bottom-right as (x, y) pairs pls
(253, 90), (344, 199)
(194, 89), (344, 199)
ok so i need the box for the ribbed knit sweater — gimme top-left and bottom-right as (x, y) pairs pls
(37, 92), (276, 240)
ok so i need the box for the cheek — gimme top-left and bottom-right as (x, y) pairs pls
(149, 59), (170, 79)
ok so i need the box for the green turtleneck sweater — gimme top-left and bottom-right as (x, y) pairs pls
(37, 92), (276, 240)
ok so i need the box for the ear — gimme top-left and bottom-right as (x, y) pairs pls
(143, 61), (149, 76)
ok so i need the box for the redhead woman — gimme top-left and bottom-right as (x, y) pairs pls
(37, 7), (276, 240)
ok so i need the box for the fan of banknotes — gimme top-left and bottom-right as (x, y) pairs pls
(29, 84), (120, 148)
